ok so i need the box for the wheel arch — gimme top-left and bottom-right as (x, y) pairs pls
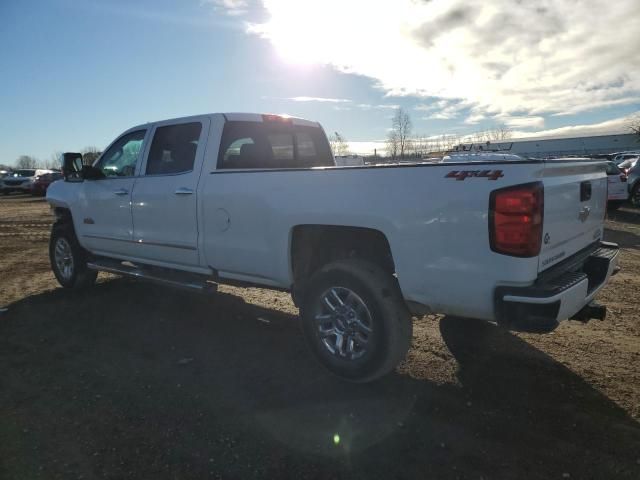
(289, 224), (396, 304)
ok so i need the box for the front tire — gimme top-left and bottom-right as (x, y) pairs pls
(49, 222), (97, 289)
(300, 259), (412, 383)
(630, 184), (640, 207)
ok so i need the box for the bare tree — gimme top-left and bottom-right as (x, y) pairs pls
(487, 124), (513, 141)
(16, 155), (39, 169)
(411, 134), (432, 158)
(628, 113), (640, 140)
(81, 146), (102, 165)
(385, 131), (399, 160)
(328, 133), (350, 157)
(40, 152), (63, 170)
(389, 108), (412, 159)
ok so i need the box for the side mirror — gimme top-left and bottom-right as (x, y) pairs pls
(62, 152), (83, 181)
(80, 164), (105, 180)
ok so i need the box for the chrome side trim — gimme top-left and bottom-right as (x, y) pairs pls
(82, 234), (197, 251)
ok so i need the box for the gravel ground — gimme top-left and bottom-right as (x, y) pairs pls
(0, 194), (638, 480)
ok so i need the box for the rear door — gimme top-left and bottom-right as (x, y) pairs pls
(130, 116), (210, 267)
(538, 160), (607, 272)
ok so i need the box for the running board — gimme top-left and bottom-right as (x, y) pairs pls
(87, 259), (217, 293)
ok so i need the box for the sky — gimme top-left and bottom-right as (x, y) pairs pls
(1, 0), (639, 163)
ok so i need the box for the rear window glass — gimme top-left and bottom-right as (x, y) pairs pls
(218, 121), (333, 169)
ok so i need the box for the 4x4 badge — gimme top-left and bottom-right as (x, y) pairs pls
(445, 170), (504, 181)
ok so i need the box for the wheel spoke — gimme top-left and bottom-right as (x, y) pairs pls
(354, 318), (372, 333)
(318, 325), (336, 337)
(335, 333), (345, 357)
(315, 313), (333, 321)
(329, 288), (344, 306)
(323, 296), (337, 312)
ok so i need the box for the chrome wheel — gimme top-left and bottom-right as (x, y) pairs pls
(54, 237), (74, 281)
(313, 287), (373, 360)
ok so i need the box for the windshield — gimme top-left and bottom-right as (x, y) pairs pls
(14, 169), (36, 177)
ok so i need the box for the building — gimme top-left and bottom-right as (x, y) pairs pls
(488, 133), (639, 158)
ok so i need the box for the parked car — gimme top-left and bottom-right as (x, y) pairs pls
(627, 161), (640, 207)
(590, 154), (614, 161)
(30, 171), (63, 196)
(605, 161), (627, 210)
(1, 168), (55, 195)
(616, 156), (639, 175)
(46, 113), (619, 382)
(613, 152), (640, 167)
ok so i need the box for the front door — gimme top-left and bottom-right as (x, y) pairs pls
(130, 117), (210, 267)
(76, 129), (147, 256)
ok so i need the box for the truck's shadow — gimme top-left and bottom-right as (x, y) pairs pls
(1, 280), (638, 479)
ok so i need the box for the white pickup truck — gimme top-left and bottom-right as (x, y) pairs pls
(46, 113), (619, 382)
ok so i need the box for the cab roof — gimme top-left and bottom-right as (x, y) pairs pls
(126, 113), (320, 133)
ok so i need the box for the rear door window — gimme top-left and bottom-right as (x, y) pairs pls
(218, 121), (333, 169)
(146, 122), (202, 175)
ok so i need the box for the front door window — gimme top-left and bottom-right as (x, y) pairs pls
(95, 130), (146, 177)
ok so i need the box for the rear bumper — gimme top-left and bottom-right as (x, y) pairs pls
(494, 242), (619, 333)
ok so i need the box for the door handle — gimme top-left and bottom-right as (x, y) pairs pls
(174, 187), (194, 195)
(113, 188), (129, 196)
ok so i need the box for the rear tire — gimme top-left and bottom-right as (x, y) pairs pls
(49, 221), (97, 289)
(300, 258), (412, 383)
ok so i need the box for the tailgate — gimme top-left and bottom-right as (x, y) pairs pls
(539, 160), (607, 272)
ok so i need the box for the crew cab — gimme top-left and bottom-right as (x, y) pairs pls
(46, 113), (619, 382)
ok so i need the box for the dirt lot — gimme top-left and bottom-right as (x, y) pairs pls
(1, 194), (639, 480)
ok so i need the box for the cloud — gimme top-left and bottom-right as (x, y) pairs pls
(205, 0), (250, 16)
(500, 116), (546, 129)
(279, 97), (399, 110)
(511, 114), (637, 139)
(356, 103), (400, 110)
(416, 99), (469, 120)
(288, 96), (351, 103)
(245, 0), (640, 117)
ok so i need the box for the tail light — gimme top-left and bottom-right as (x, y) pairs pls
(489, 182), (544, 257)
(620, 174), (627, 182)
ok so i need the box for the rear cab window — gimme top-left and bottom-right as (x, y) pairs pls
(218, 121), (333, 170)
